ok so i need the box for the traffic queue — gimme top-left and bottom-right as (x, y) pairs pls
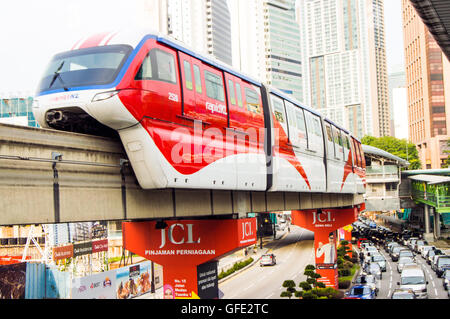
(345, 216), (450, 299)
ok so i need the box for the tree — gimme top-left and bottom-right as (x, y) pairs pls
(281, 280), (297, 299)
(361, 135), (421, 170)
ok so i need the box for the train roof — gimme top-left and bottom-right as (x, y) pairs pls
(70, 29), (355, 137)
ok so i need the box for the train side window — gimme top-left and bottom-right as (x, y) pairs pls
(135, 52), (153, 80)
(284, 101), (297, 128)
(193, 65), (202, 93)
(155, 49), (177, 83)
(136, 49), (177, 84)
(204, 70), (225, 102)
(326, 125), (333, 143)
(343, 134), (350, 149)
(245, 88), (261, 114)
(235, 83), (243, 107)
(183, 60), (193, 90)
(353, 139), (361, 167)
(295, 109), (306, 132)
(272, 99), (285, 123)
(312, 115), (322, 137)
(228, 79), (236, 105)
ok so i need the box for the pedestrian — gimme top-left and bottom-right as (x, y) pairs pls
(359, 251), (364, 265)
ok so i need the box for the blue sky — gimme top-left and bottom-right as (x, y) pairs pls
(384, 0), (405, 74)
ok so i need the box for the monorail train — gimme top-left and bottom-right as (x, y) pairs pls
(33, 29), (366, 193)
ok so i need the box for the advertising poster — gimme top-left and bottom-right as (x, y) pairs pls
(197, 261), (218, 299)
(71, 270), (116, 299)
(116, 261), (152, 299)
(122, 218), (257, 298)
(291, 208), (358, 289)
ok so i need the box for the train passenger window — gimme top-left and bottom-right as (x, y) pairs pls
(135, 49), (177, 84)
(343, 135), (350, 149)
(296, 109), (306, 133)
(326, 125), (333, 142)
(228, 80), (236, 105)
(312, 116), (322, 137)
(193, 65), (202, 93)
(204, 70), (225, 102)
(235, 83), (243, 107)
(183, 60), (193, 90)
(272, 99), (285, 123)
(155, 50), (177, 83)
(135, 52), (152, 80)
(245, 88), (261, 114)
(284, 101), (297, 128)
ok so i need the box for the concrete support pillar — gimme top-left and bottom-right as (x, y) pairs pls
(423, 205), (434, 242)
(432, 207), (441, 240)
(291, 207), (360, 289)
(122, 217), (257, 299)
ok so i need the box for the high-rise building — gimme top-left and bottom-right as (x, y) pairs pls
(401, 0), (450, 169)
(167, 0), (232, 65)
(229, 0), (304, 103)
(389, 71), (408, 139)
(296, 0), (391, 138)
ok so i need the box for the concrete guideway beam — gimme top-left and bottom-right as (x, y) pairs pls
(0, 123), (364, 225)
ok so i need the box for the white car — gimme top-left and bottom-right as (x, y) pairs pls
(260, 254), (276, 266)
(397, 256), (416, 273)
(420, 246), (435, 258)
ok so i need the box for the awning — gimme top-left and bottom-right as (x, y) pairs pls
(408, 174), (450, 185)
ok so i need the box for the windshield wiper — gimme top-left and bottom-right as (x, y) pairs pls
(49, 61), (69, 91)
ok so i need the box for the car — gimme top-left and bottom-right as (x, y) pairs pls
(413, 240), (427, 253)
(434, 255), (450, 277)
(397, 256), (416, 273)
(345, 285), (376, 299)
(399, 249), (416, 261)
(390, 289), (417, 299)
(354, 274), (379, 295)
(431, 254), (446, 271)
(426, 249), (442, 265)
(370, 254), (387, 272)
(390, 246), (404, 262)
(387, 242), (400, 254)
(260, 253), (276, 266)
(420, 246), (435, 258)
(397, 266), (428, 299)
(407, 237), (419, 250)
(364, 262), (382, 279)
(443, 269), (450, 290)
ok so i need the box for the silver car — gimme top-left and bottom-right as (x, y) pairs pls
(370, 254), (387, 272)
(397, 256), (416, 273)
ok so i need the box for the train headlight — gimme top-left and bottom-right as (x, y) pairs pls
(92, 90), (119, 102)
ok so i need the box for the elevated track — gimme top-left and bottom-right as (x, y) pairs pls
(0, 123), (363, 226)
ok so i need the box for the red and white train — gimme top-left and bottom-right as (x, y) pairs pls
(33, 30), (366, 193)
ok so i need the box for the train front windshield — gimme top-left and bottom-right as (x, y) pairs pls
(37, 44), (133, 94)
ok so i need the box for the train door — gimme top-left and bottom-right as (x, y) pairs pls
(178, 52), (197, 120)
(193, 63), (236, 189)
(242, 84), (266, 190)
(284, 101), (310, 191)
(304, 110), (326, 191)
(341, 132), (355, 193)
(328, 124), (344, 191)
(269, 94), (293, 191)
(324, 122), (336, 192)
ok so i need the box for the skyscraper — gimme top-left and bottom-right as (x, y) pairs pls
(229, 0), (304, 103)
(167, 0), (232, 65)
(297, 0), (391, 138)
(401, 0), (450, 169)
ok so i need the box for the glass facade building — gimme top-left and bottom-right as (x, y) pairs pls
(0, 93), (38, 127)
(297, 0), (391, 138)
(265, 0), (303, 102)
